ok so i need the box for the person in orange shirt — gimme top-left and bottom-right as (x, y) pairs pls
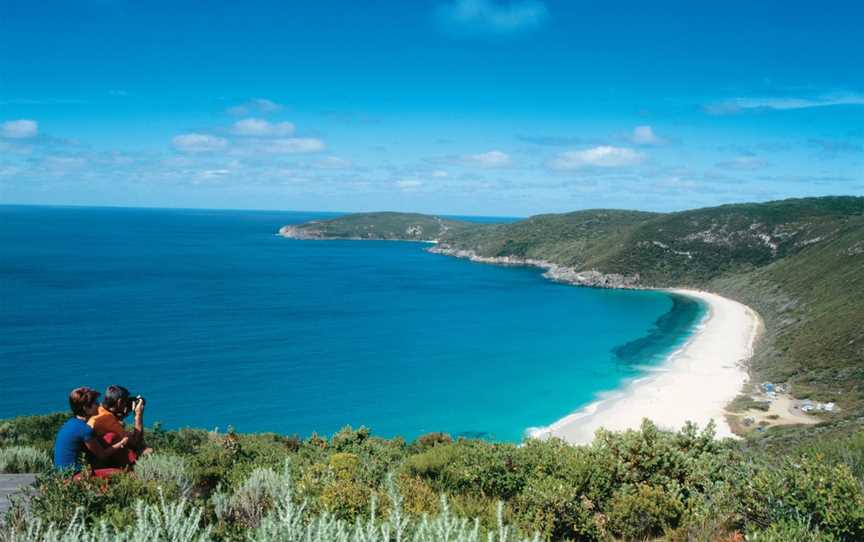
(88, 384), (151, 467)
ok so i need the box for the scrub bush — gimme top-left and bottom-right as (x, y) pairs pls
(511, 475), (601, 541)
(605, 483), (685, 540)
(26, 470), (179, 530)
(415, 432), (452, 451)
(2, 494), (209, 542)
(188, 439), (237, 493)
(736, 457), (864, 540)
(252, 492), (536, 542)
(396, 475), (440, 515)
(134, 453), (194, 498)
(797, 430), (864, 485)
(0, 413), (67, 453)
(0, 446), (52, 474)
(330, 425), (370, 451)
(4, 412), (863, 541)
(212, 462), (293, 528)
(746, 517), (838, 542)
(329, 452), (361, 480)
(146, 427), (210, 456)
(319, 478), (372, 520)
(402, 440), (526, 499)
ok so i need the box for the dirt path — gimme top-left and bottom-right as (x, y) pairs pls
(0, 473), (37, 518)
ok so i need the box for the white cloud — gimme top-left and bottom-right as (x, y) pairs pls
(438, 0), (548, 35)
(463, 150), (512, 167)
(705, 92), (864, 115)
(396, 179), (422, 190)
(227, 98), (284, 116)
(549, 146), (645, 169)
(1, 119), (38, 139)
(716, 156), (768, 170)
(231, 118), (295, 137)
(172, 133), (228, 153)
(263, 138), (325, 154)
(314, 156), (352, 169)
(43, 156), (87, 170)
(654, 177), (701, 190)
(630, 125), (664, 145)
(194, 169), (231, 182)
(431, 170), (449, 177)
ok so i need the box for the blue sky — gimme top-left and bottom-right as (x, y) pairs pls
(1, 0), (863, 216)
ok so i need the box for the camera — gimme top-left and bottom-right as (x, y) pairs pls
(131, 395), (146, 407)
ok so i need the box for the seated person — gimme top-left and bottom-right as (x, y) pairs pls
(54, 387), (128, 476)
(88, 384), (150, 467)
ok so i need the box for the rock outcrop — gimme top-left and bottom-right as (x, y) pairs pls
(278, 225), (325, 239)
(428, 245), (641, 289)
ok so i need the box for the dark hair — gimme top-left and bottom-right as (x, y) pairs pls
(102, 384), (130, 411)
(69, 387), (100, 417)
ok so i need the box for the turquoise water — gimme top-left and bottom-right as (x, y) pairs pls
(0, 206), (704, 442)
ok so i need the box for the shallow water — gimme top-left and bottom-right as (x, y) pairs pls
(0, 205), (704, 441)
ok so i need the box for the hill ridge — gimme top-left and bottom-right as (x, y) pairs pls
(280, 196), (864, 445)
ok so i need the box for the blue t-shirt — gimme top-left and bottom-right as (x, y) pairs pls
(53, 418), (94, 472)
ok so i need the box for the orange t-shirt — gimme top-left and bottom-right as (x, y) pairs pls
(87, 406), (126, 436)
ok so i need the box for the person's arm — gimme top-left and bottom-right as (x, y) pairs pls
(133, 399), (144, 433)
(122, 399), (145, 449)
(84, 435), (129, 460)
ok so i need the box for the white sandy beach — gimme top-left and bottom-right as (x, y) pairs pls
(534, 289), (761, 444)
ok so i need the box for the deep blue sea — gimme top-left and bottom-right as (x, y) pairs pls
(0, 206), (704, 442)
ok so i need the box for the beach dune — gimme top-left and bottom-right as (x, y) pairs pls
(534, 289), (760, 444)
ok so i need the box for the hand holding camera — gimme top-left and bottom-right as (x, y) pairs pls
(132, 395), (146, 417)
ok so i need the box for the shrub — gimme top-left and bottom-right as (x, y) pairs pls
(134, 453), (194, 497)
(188, 439), (237, 493)
(0, 446), (52, 473)
(319, 478), (372, 520)
(213, 462), (293, 528)
(27, 470), (177, 530)
(330, 425), (371, 451)
(146, 427), (210, 456)
(0, 413), (67, 452)
(402, 440), (526, 499)
(512, 475), (600, 541)
(329, 452), (361, 480)
(2, 494), (210, 542)
(737, 457), (864, 541)
(605, 483), (685, 541)
(307, 432), (328, 449)
(415, 432), (453, 450)
(798, 431), (864, 485)
(283, 434), (301, 453)
(252, 493), (536, 542)
(747, 517), (838, 542)
(397, 475), (440, 516)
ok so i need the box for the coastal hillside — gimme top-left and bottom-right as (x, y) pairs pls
(278, 212), (469, 241)
(3, 415), (863, 541)
(281, 197), (864, 445)
(437, 196), (864, 287)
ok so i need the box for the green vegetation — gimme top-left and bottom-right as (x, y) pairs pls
(2, 415), (863, 541)
(284, 212), (470, 241)
(0, 446), (51, 474)
(437, 210), (657, 267)
(3, 197), (863, 540)
(283, 197), (864, 443)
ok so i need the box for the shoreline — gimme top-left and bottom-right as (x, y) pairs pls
(419, 245), (762, 442)
(278, 232), (764, 442)
(531, 289), (761, 444)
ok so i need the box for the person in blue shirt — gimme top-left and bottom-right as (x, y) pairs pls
(53, 387), (128, 474)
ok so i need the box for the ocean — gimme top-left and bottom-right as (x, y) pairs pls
(0, 205), (705, 442)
